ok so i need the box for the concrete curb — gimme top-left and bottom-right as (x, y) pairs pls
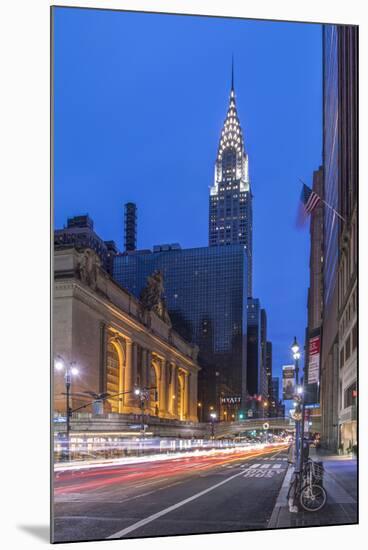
(267, 464), (294, 529)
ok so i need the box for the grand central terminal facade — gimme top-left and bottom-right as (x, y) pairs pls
(53, 247), (200, 436)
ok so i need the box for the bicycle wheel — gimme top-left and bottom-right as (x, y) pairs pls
(299, 483), (327, 512)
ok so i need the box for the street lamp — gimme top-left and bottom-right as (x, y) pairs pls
(290, 337), (304, 480)
(291, 337), (300, 356)
(55, 356), (79, 461)
(197, 402), (203, 422)
(134, 387), (150, 436)
(210, 412), (217, 439)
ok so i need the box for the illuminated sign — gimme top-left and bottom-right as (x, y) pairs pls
(282, 365), (295, 400)
(220, 396), (241, 404)
(308, 334), (321, 384)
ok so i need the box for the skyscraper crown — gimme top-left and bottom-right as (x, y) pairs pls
(217, 88), (245, 161)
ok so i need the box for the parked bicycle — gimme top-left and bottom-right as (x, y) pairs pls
(287, 458), (327, 512)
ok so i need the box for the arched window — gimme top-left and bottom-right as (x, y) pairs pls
(150, 364), (159, 415)
(106, 341), (120, 412)
(178, 373), (185, 420)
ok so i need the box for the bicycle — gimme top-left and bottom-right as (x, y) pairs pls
(287, 458), (327, 513)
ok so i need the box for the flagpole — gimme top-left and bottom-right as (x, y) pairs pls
(298, 178), (346, 223)
(321, 199), (346, 223)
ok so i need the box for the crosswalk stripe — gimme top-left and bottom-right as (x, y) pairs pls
(272, 464), (282, 469)
(249, 463), (261, 469)
(260, 464), (271, 469)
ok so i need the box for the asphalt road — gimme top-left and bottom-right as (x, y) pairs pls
(53, 445), (289, 542)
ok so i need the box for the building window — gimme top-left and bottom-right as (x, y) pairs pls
(352, 322), (357, 350)
(344, 382), (357, 408)
(345, 334), (351, 361)
(106, 341), (120, 413)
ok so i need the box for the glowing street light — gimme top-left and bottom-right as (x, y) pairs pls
(291, 336), (300, 355)
(197, 402), (203, 422)
(54, 355), (79, 461)
(210, 412), (217, 439)
(289, 336), (305, 500)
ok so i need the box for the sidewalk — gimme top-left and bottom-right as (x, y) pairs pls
(268, 450), (358, 529)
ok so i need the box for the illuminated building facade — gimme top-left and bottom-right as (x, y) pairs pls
(336, 25), (358, 453)
(319, 24), (358, 452)
(54, 247), (200, 424)
(209, 71), (253, 297)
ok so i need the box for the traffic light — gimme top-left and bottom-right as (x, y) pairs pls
(239, 413), (244, 420)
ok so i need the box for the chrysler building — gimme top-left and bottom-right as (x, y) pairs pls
(209, 67), (253, 297)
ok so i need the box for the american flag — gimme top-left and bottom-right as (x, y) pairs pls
(300, 183), (321, 214)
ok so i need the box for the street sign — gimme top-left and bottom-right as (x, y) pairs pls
(54, 416), (67, 423)
(247, 410), (253, 417)
(308, 334), (321, 384)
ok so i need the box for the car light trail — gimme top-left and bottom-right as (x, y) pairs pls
(54, 444), (288, 496)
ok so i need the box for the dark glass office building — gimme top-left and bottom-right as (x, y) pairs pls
(113, 244), (248, 415)
(246, 298), (262, 397)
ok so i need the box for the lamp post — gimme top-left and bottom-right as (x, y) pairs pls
(291, 337), (302, 473)
(210, 412), (217, 439)
(134, 387), (151, 435)
(55, 356), (79, 461)
(197, 402), (203, 422)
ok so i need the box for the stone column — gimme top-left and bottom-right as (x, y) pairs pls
(146, 350), (152, 387)
(141, 348), (147, 389)
(183, 371), (190, 420)
(159, 359), (167, 416)
(133, 343), (138, 387)
(174, 366), (179, 417)
(146, 350), (152, 411)
(99, 323), (107, 396)
(189, 371), (198, 421)
(169, 363), (177, 416)
(124, 339), (134, 407)
(118, 340), (125, 414)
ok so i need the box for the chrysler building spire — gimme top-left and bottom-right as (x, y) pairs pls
(231, 54), (234, 93)
(209, 65), (253, 297)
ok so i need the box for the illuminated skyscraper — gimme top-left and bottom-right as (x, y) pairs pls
(209, 64), (253, 296)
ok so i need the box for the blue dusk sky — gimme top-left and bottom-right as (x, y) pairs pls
(53, 7), (322, 392)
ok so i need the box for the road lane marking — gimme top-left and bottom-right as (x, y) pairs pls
(272, 464), (282, 469)
(249, 463), (261, 469)
(243, 468), (283, 478)
(260, 464), (271, 469)
(107, 468), (247, 539)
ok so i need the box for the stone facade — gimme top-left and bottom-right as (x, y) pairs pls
(53, 248), (200, 422)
